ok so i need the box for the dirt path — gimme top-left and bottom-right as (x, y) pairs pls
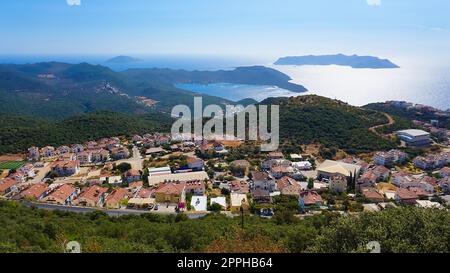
(369, 113), (395, 136)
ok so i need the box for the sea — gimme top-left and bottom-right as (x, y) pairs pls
(1, 55), (449, 110)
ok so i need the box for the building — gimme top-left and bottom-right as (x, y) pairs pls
(90, 149), (110, 162)
(42, 184), (78, 205)
(329, 175), (347, 194)
(316, 160), (361, 180)
(76, 151), (92, 165)
(41, 146), (56, 158)
(148, 166), (172, 177)
(438, 167), (450, 178)
(110, 147), (130, 160)
(57, 146), (71, 155)
(277, 176), (301, 197)
(51, 160), (80, 177)
(105, 188), (129, 209)
(20, 183), (49, 200)
(251, 188), (271, 203)
(186, 157), (204, 171)
(373, 150), (407, 167)
(154, 182), (185, 204)
(413, 154), (447, 170)
(269, 165), (293, 179)
(395, 188), (418, 205)
(75, 185), (108, 207)
(396, 129), (431, 147)
(123, 169), (141, 183)
(251, 171), (276, 192)
(299, 190), (323, 206)
(27, 147), (40, 161)
(230, 193), (249, 213)
(230, 180), (249, 194)
(361, 188), (385, 203)
(147, 171), (209, 186)
(0, 178), (18, 195)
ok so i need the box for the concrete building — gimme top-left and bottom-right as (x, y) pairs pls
(396, 129), (431, 147)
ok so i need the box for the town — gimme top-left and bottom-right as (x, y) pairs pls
(0, 114), (449, 218)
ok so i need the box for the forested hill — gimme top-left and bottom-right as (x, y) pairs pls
(0, 62), (306, 119)
(0, 111), (173, 154)
(262, 95), (396, 153)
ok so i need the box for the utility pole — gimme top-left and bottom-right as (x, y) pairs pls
(240, 206), (244, 230)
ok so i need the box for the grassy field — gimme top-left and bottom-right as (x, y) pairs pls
(0, 161), (25, 170)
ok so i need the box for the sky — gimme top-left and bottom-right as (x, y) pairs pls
(1, 0), (450, 62)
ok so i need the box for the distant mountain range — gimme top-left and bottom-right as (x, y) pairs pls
(274, 54), (399, 69)
(0, 62), (306, 119)
(105, 55), (141, 64)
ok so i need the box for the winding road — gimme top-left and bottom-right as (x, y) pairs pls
(369, 112), (395, 137)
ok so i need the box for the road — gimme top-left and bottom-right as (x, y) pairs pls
(369, 112), (395, 136)
(115, 146), (144, 171)
(22, 201), (176, 216)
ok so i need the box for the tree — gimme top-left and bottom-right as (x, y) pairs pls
(115, 162), (132, 173)
(209, 203), (223, 212)
(307, 178), (314, 190)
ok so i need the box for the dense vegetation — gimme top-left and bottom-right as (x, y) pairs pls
(263, 96), (396, 153)
(365, 102), (450, 129)
(0, 112), (172, 154)
(0, 201), (448, 253)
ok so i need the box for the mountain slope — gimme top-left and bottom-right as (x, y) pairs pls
(261, 96), (396, 153)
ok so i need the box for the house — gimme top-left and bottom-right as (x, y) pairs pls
(251, 188), (271, 203)
(361, 188), (385, 203)
(27, 147), (40, 161)
(57, 146), (72, 155)
(154, 182), (185, 204)
(329, 175), (347, 194)
(230, 160), (250, 176)
(291, 161), (312, 171)
(71, 144), (84, 154)
(396, 129), (431, 147)
(110, 147), (130, 160)
(90, 149), (110, 162)
(299, 190), (323, 206)
(186, 157), (204, 171)
(230, 180), (249, 194)
(373, 150), (407, 167)
(251, 171), (276, 192)
(105, 188), (129, 209)
(277, 176), (301, 196)
(123, 169), (141, 183)
(210, 197), (227, 209)
(184, 180), (206, 195)
(438, 167), (450, 178)
(42, 184), (78, 205)
(51, 160), (80, 177)
(20, 183), (48, 200)
(104, 175), (122, 186)
(0, 178), (18, 195)
(132, 135), (143, 142)
(395, 188), (418, 205)
(317, 160), (361, 180)
(76, 151), (92, 165)
(438, 177), (450, 193)
(41, 146), (56, 158)
(230, 193), (249, 213)
(270, 165), (293, 179)
(190, 195), (207, 211)
(372, 165), (390, 181)
(268, 151), (284, 159)
(75, 185), (108, 207)
(413, 155), (446, 170)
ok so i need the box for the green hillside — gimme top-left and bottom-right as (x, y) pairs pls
(0, 111), (173, 154)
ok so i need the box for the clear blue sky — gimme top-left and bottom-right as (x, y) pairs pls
(1, 0), (450, 61)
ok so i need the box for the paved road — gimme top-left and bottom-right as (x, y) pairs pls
(22, 201), (176, 216)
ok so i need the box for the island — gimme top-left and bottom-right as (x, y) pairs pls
(274, 54), (399, 69)
(105, 55), (141, 64)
